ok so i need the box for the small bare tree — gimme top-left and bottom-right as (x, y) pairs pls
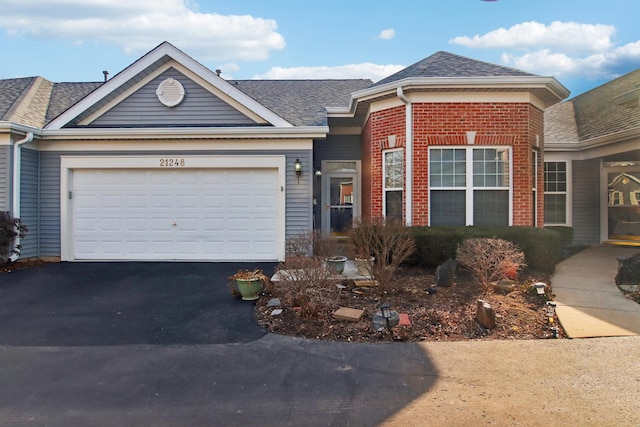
(348, 217), (415, 294)
(456, 238), (526, 289)
(275, 231), (337, 292)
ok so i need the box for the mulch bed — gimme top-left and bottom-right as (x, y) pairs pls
(256, 267), (564, 342)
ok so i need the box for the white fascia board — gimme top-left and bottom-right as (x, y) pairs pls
(47, 42), (292, 130)
(327, 76), (570, 118)
(40, 126), (329, 141)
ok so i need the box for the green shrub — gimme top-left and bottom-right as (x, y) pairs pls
(408, 225), (565, 273)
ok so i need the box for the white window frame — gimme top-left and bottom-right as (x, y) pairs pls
(428, 146), (513, 226)
(383, 148), (404, 219)
(543, 160), (571, 226)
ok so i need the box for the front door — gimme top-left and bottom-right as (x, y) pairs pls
(321, 161), (360, 236)
(606, 166), (640, 243)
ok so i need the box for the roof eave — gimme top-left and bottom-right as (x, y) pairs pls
(38, 125), (329, 141)
(328, 76), (571, 117)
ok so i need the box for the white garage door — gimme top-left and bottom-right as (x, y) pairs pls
(72, 168), (280, 261)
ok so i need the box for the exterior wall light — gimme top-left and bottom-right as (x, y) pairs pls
(315, 167), (322, 179)
(294, 158), (302, 183)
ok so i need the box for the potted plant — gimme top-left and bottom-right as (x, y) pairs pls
(228, 269), (271, 301)
(325, 255), (347, 275)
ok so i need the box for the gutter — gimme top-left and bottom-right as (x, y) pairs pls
(397, 87), (412, 226)
(9, 131), (34, 262)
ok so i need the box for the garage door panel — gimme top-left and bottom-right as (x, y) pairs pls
(72, 168), (280, 261)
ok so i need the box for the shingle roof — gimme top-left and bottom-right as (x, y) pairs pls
(545, 69), (640, 143)
(46, 82), (103, 124)
(571, 69), (640, 141)
(232, 79), (373, 126)
(374, 51), (535, 87)
(0, 77), (37, 120)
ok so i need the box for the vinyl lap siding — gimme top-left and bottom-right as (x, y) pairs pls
(571, 159), (600, 245)
(0, 146), (9, 210)
(90, 68), (257, 127)
(286, 151), (313, 239)
(39, 152), (62, 257)
(19, 149), (39, 258)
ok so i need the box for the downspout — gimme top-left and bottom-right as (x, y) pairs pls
(397, 87), (413, 226)
(9, 131), (34, 262)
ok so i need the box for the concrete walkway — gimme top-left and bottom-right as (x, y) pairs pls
(552, 245), (640, 338)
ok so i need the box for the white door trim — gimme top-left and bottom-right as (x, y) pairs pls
(60, 155), (286, 261)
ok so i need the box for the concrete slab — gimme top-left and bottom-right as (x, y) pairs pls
(556, 305), (639, 338)
(551, 246), (640, 339)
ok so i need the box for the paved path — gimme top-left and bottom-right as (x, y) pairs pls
(552, 246), (640, 338)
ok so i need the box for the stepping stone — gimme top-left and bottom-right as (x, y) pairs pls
(399, 313), (411, 326)
(333, 307), (364, 322)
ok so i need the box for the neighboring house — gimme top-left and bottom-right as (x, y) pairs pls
(3, 41), (632, 263)
(544, 68), (640, 246)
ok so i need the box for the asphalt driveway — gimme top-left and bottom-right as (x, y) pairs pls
(0, 261), (277, 346)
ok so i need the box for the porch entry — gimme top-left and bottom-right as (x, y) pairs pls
(605, 163), (640, 245)
(321, 161), (360, 236)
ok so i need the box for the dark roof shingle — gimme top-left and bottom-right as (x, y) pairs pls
(232, 79), (373, 126)
(374, 51), (535, 87)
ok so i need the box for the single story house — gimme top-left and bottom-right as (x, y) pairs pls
(1, 41), (637, 263)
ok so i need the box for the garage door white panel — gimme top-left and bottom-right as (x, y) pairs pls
(72, 168), (280, 261)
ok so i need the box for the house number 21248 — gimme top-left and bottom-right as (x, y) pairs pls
(159, 159), (185, 167)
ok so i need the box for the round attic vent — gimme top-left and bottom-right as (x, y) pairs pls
(156, 78), (185, 107)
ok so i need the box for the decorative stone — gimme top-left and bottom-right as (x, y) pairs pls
(270, 309), (283, 316)
(495, 279), (516, 294)
(333, 307), (364, 322)
(267, 298), (281, 307)
(476, 299), (496, 329)
(435, 258), (457, 287)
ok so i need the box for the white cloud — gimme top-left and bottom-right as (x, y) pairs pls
(0, 0), (285, 62)
(451, 21), (614, 54)
(254, 63), (405, 82)
(451, 20), (640, 81)
(376, 28), (396, 40)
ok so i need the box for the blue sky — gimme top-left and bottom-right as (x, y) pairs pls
(1, 0), (639, 97)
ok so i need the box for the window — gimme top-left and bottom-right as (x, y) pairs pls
(544, 161), (567, 224)
(384, 149), (403, 219)
(429, 147), (510, 226)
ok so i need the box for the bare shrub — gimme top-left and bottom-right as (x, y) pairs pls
(456, 238), (526, 289)
(275, 232), (337, 293)
(348, 217), (416, 294)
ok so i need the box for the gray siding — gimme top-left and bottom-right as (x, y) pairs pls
(571, 159), (600, 245)
(40, 152), (61, 256)
(19, 149), (39, 258)
(0, 145), (9, 210)
(37, 150), (312, 257)
(91, 68), (258, 127)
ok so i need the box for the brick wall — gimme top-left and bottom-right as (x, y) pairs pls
(363, 101), (545, 226)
